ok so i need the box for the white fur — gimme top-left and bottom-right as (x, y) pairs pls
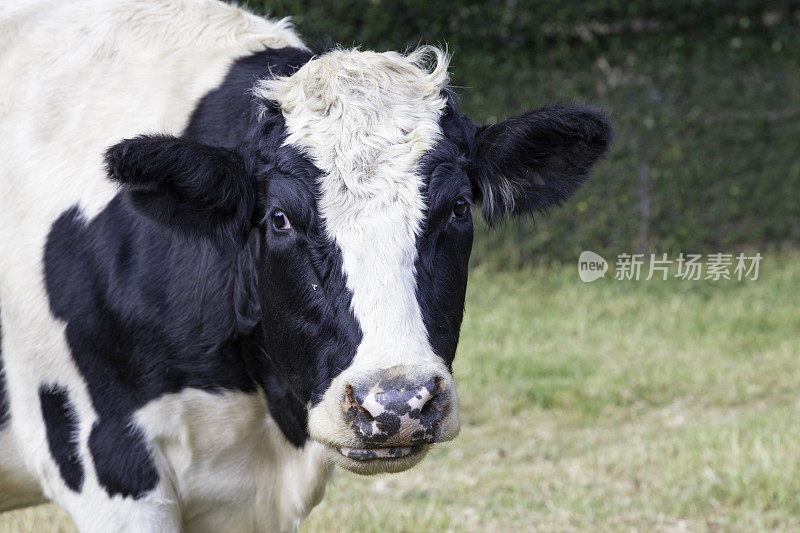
(256, 48), (461, 451)
(0, 1), (321, 530)
(135, 390), (330, 533)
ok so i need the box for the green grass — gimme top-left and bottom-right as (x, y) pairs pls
(3, 251), (799, 532)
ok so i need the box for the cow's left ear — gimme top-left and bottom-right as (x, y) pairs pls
(105, 135), (255, 247)
(468, 103), (612, 224)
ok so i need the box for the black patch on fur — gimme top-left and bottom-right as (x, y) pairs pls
(88, 417), (158, 499)
(183, 47), (314, 149)
(468, 103), (613, 224)
(45, 199), (256, 498)
(414, 100), (476, 369)
(234, 236), (315, 448)
(252, 140), (363, 410)
(0, 302), (8, 428)
(0, 374), (7, 428)
(241, 327), (310, 447)
(38, 385), (84, 492)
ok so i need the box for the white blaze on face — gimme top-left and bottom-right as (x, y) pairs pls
(255, 48), (450, 372)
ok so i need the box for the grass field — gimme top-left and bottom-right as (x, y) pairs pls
(2, 249), (798, 532)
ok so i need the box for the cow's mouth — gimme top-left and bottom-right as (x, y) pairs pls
(322, 443), (430, 474)
(336, 445), (421, 460)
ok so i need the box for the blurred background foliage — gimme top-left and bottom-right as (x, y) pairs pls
(244, 0), (800, 266)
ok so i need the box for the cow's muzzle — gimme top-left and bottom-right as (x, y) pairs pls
(343, 373), (448, 447)
(309, 365), (460, 474)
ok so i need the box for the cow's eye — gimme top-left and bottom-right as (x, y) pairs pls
(271, 209), (292, 231)
(452, 198), (469, 218)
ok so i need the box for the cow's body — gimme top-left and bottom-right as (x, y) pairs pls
(0, 1), (611, 531)
(0, 1), (327, 530)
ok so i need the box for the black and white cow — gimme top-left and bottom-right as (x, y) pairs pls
(0, 0), (611, 530)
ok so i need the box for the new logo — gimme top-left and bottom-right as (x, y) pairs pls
(578, 251), (608, 282)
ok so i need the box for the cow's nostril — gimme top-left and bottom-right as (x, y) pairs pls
(419, 393), (436, 415)
(343, 384), (373, 418)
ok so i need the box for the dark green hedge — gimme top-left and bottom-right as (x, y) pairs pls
(242, 1), (800, 265)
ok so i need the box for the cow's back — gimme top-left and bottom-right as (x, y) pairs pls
(0, 0), (305, 519)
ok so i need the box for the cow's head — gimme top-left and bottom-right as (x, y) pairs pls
(106, 48), (611, 474)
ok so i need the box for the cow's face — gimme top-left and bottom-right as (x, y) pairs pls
(106, 48), (611, 475)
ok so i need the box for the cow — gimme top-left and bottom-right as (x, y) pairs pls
(0, 0), (612, 531)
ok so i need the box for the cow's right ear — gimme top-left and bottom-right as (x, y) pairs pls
(105, 135), (255, 247)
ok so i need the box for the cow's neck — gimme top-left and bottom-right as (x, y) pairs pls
(182, 47), (314, 148)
